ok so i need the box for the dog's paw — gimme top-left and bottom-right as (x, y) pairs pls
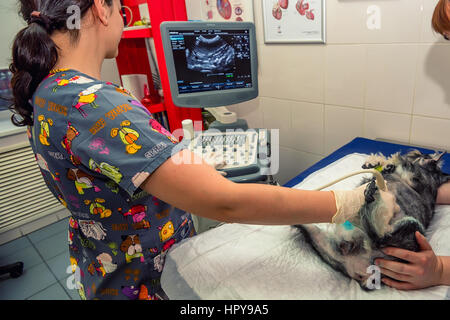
(362, 153), (388, 170)
(364, 179), (378, 203)
(382, 164), (396, 174)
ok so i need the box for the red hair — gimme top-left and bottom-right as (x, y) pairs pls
(432, 0), (450, 38)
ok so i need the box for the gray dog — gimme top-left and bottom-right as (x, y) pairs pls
(295, 150), (450, 290)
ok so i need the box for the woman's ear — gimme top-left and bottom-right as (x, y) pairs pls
(92, 0), (110, 26)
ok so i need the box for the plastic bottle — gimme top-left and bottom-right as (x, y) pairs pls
(141, 84), (153, 106)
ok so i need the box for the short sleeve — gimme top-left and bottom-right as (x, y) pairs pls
(69, 82), (187, 197)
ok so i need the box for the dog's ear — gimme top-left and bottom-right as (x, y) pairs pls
(379, 217), (424, 254)
(338, 240), (363, 256)
(431, 152), (446, 162)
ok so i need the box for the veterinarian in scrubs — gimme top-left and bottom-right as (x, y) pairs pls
(10, 0), (402, 300)
(375, 0), (450, 291)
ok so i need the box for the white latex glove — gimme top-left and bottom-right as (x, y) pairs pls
(203, 152), (227, 176)
(331, 182), (400, 227)
(331, 183), (367, 224)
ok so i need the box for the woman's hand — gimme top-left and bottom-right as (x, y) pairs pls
(375, 231), (444, 290)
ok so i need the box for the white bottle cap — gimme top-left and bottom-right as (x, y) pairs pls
(182, 119), (195, 140)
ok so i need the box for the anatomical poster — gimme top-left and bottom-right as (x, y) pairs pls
(186, 0), (254, 22)
(262, 0), (326, 43)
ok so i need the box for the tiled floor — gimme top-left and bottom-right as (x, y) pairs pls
(0, 218), (80, 300)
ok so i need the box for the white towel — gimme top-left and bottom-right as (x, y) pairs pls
(161, 153), (450, 299)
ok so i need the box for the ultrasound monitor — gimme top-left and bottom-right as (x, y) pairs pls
(160, 21), (258, 108)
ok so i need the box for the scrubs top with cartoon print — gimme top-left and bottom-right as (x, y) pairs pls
(29, 69), (195, 300)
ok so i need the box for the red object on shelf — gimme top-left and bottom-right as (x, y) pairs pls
(116, 0), (203, 139)
(121, 27), (152, 39)
(145, 102), (165, 114)
(142, 84), (153, 104)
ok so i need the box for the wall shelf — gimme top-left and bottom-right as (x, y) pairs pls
(121, 27), (152, 39)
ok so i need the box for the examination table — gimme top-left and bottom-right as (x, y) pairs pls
(161, 137), (450, 300)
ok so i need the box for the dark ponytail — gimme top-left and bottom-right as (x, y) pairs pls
(9, 0), (113, 127)
(10, 20), (58, 126)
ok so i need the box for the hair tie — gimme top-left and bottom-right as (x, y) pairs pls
(29, 11), (52, 32)
(31, 11), (41, 18)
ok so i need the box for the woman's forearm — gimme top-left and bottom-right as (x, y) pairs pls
(225, 183), (337, 225)
(437, 182), (450, 205)
(144, 149), (338, 225)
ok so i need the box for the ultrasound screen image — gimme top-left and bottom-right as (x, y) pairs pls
(186, 35), (236, 73)
(169, 29), (253, 94)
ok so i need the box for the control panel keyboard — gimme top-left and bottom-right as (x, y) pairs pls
(187, 129), (270, 180)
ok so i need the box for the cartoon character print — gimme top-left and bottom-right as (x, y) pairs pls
(43, 68), (69, 83)
(108, 242), (119, 256)
(87, 260), (105, 277)
(118, 205), (150, 230)
(67, 168), (101, 195)
(88, 159), (122, 184)
(69, 217), (79, 229)
(70, 256), (79, 273)
(61, 122), (82, 166)
(138, 284), (159, 300)
(78, 220), (107, 241)
(149, 119), (178, 144)
(153, 251), (167, 273)
(88, 138), (110, 155)
(119, 205), (147, 223)
(158, 220), (174, 243)
(87, 253), (117, 277)
(120, 235), (144, 263)
(84, 198), (112, 219)
(105, 180), (119, 194)
(121, 285), (158, 300)
(57, 195), (68, 208)
(128, 99), (153, 117)
(153, 234), (178, 272)
(68, 230), (74, 245)
(121, 285), (140, 300)
(73, 84), (103, 118)
(78, 234), (96, 250)
(97, 253), (117, 274)
(78, 282), (87, 300)
(68, 217), (78, 245)
(49, 73), (69, 92)
(114, 86), (135, 98)
(69, 75), (95, 85)
(35, 153), (60, 182)
(37, 115), (53, 146)
(111, 120), (142, 154)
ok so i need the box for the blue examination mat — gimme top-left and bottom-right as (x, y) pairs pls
(284, 137), (450, 188)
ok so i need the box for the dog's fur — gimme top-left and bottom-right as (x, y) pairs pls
(294, 150), (450, 290)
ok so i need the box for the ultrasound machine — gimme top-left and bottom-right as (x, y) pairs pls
(160, 22), (275, 185)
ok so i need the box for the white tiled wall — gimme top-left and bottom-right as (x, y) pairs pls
(228, 0), (450, 185)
